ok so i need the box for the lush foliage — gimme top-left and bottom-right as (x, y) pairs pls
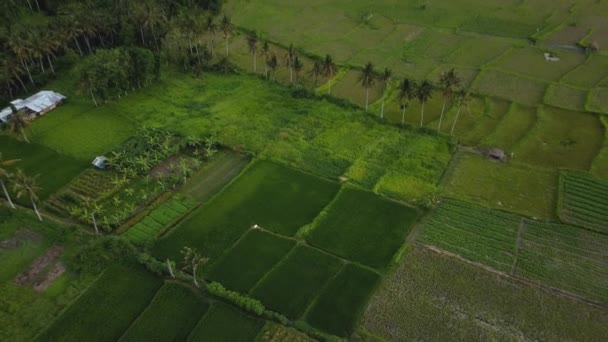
(307, 187), (418, 270)
(120, 283), (209, 342)
(558, 171), (608, 233)
(206, 282), (265, 315)
(206, 229), (295, 293)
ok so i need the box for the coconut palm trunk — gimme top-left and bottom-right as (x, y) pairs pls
(327, 79), (332, 94)
(192, 264), (199, 287)
(253, 53), (257, 72)
(1, 180), (15, 209)
(91, 213), (99, 235)
(22, 61), (34, 85)
(31, 195), (42, 221)
(47, 55), (55, 74)
(420, 102), (425, 127)
(167, 259), (175, 278)
(401, 105), (407, 125)
(225, 36), (229, 56)
(21, 129), (30, 143)
(451, 105), (462, 136)
(381, 94), (386, 119)
(438, 101), (447, 131)
(365, 88), (370, 111)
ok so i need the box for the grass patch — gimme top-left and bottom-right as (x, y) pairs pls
(558, 171), (608, 233)
(516, 221), (608, 303)
(362, 246), (608, 341)
(187, 302), (264, 342)
(418, 199), (521, 272)
(250, 245), (343, 319)
(587, 87), (608, 114)
(561, 55), (608, 88)
(120, 283), (209, 341)
(307, 187), (418, 270)
(0, 135), (86, 201)
(543, 83), (588, 111)
(305, 264), (380, 337)
(481, 103), (537, 149)
(153, 161), (339, 260)
(512, 106), (604, 170)
(492, 47), (585, 82)
(472, 69), (548, 106)
(443, 153), (558, 219)
(37, 264), (163, 342)
(206, 229), (296, 293)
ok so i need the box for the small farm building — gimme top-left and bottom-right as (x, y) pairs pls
(488, 148), (506, 161)
(92, 156), (108, 169)
(0, 90), (66, 123)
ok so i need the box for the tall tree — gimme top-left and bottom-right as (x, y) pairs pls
(12, 169), (42, 221)
(310, 59), (322, 86)
(450, 89), (471, 136)
(6, 105), (31, 143)
(398, 78), (416, 125)
(379, 67), (392, 119)
(220, 14), (233, 57)
(246, 32), (258, 73)
(416, 80), (434, 128)
(205, 15), (217, 57)
(181, 246), (209, 288)
(322, 54), (337, 95)
(266, 53), (278, 80)
(437, 69), (461, 132)
(0, 153), (19, 209)
(285, 43), (296, 83)
(359, 62), (375, 112)
(293, 56), (303, 83)
(260, 41), (270, 79)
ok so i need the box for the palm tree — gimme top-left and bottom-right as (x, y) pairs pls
(398, 78), (416, 125)
(293, 56), (304, 83)
(246, 32), (258, 72)
(205, 15), (217, 57)
(12, 169), (42, 221)
(260, 41), (270, 79)
(220, 15), (233, 57)
(285, 43), (296, 83)
(380, 67), (392, 119)
(437, 69), (461, 132)
(310, 59), (322, 86)
(266, 53), (278, 80)
(6, 105), (31, 143)
(0, 154), (19, 209)
(322, 54), (337, 94)
(359, 62), (375, 112)
(450, 89), (471, 136)
(416, 80), (434, 128)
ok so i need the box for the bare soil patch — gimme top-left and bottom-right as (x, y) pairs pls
(0, 229), (44, 250)
(15, 245), (66, 291)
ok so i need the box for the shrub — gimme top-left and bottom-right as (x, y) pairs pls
(206, 282), (265, 315)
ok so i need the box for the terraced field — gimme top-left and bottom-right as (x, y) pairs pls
(558, 171), (608, 233)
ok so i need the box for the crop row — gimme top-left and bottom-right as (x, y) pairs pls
(558, 171), (608, 233)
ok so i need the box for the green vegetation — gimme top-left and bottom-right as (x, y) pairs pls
(123, 195), (197, 243)
(250, 245), (343, 319)
(443, 153), (558, 219)
(38, 264), (163, 342)
(308, 187), (418, 270)
(305, 264), (380, 337)
(558, 171), (608, 233)
(120, 283), (209, 342)
(188, 302), (265, 342)
(362, 247), (608, 341)
(419, 199), (521, 272)
(153, 161), (339, 260)
(207, 229), (295, 293)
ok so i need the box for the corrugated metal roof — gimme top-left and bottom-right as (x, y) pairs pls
(0, 91), (66, 123)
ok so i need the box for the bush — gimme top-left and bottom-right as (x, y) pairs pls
(206, 282), (265, 315)
(69, 236), (138, 274)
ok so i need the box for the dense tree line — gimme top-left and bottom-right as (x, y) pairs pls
(0, 0), (223, 103)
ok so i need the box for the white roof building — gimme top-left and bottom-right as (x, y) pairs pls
(0, 90), (66, 123)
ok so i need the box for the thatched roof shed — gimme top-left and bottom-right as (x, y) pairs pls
(488, 148), (506, 161)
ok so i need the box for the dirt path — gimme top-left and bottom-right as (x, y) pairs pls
(15, 245), (65, 291)
(181, 152), (250, 203)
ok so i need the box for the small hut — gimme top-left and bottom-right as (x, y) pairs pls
(487, 148), (506, 161)
(92, 156), (108, 169)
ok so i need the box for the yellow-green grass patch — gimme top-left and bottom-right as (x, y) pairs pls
(560, 55), (608, 88)
(153, 161), (339, 260)
(250, 245), (343, 319)
(307, 187), (418, 270)
(206, 229), (296, 293)
(481, 103), (537, 149)
(491, 47), (586, 82)
(472, 69), (548, 106)
(512, 106), (604, 170)
(543, 83), (588, 111)
(443, 153), (558, 219)
(586, 87), (608, 114)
